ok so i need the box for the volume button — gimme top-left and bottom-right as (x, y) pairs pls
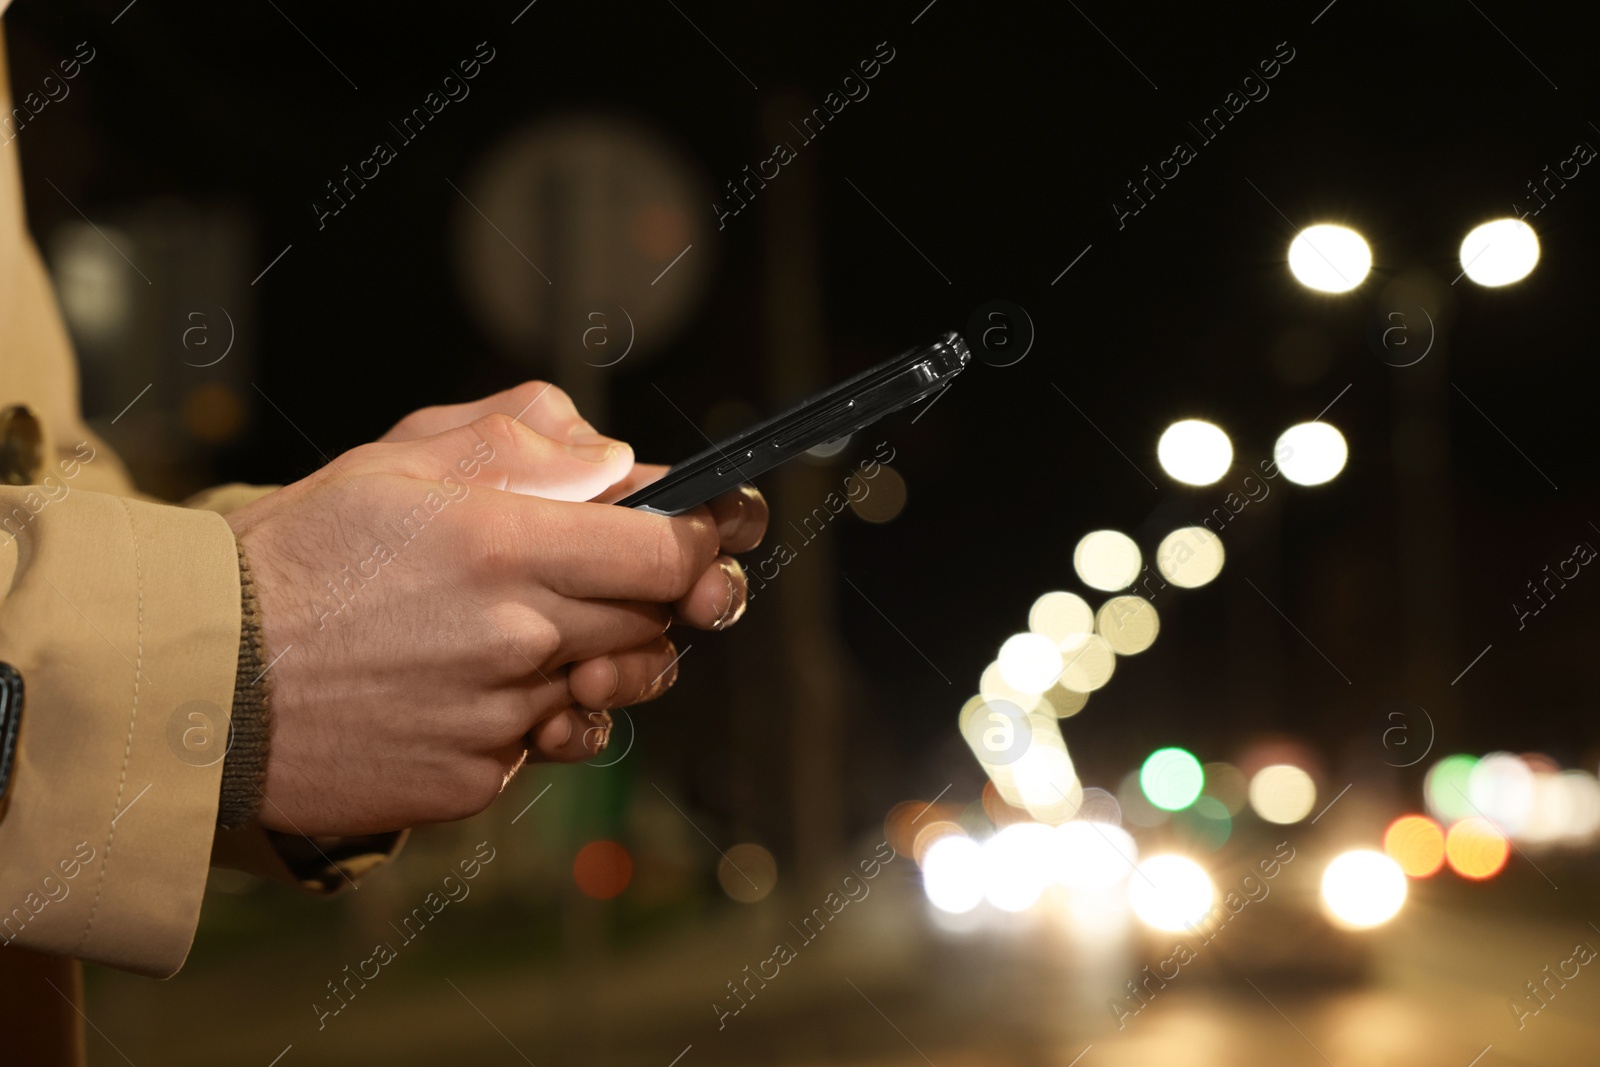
(715, 449), (755, 475)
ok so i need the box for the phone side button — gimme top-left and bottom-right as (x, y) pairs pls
(714, 449), (755, 476)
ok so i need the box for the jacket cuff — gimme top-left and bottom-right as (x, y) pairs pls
(0, 491), (240, 977)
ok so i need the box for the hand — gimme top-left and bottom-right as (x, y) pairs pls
(227, 406), (738, 834)
(382, 382), (769, 723)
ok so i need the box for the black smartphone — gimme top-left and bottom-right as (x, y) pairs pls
(619, 331), (970, 515)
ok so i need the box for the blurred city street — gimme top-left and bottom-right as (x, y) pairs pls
(84, 849), (1600, 1067)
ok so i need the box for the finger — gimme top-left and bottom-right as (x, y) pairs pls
(366, 412), (633, 502)
(526, 706), (615, 763)
(382, 381), (612, 446)
(568, 634), (680, 710)
(592, 462), (669, 504)
(485, 497), (722, 601)
(674, 555), (748, 631)
(705, 484), (769, 554)
(507, 592), (669, 666)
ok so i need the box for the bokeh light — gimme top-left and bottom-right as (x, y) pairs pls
(1156, 526), (1225, 588)
(1202, 762), (1248, 816)
(979, 661), (1042, 713)
(1467, 752), (1535, 837)
(1077, 786), (1122, 824)
(1073, 530), (1143, 591)
(1288, 224), (1371, 293)
(1128, 855), (1216, 932)
(1096, 595), (1160, 655)
(997, 632), (1064, 694)
(921, 835), (985, 914)
(1055, 821), (1138, 889)
(1445, 816), (1511, 880)
(1459, 217), (1539, 286)
(1157, 420), (1233, 486)
(1029, 591), (1095, 645)
(1247, 764), (1318, 824)
(717, 842), (778, 903)
(1425, 754), (1480, 824)
(912, 821), (967, 867)
(1056, 633), (1117, 693)
(1042, 681), (1090, 719)
(1273, 422), (1348, 486)
(1118, 769), (1169, 828)
(1320, 850), (1406, 928)
(1141, 747), (1205, 811)
(1172, 795), (1232, 851)
(1384, 814), (1446, 877)
(847, 465), (907, 523)
(574, 840), (633, 900)
(982, 822), (1057, 911)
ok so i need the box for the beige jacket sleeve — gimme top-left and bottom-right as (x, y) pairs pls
(0, 27), (398, 980)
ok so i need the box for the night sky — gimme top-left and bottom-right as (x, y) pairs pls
(9, 0), (1600, 830)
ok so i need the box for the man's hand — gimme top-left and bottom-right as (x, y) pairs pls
(226, 384), (765, 836)
(380, 382), (768, 728)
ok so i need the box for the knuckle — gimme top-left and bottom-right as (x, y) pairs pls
(517, 616), (561, 665)
(471, 411), (539, 455)
(514, 380), (560, 409)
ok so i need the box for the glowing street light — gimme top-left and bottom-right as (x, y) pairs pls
(1158, 419), (1232, 486)
(1288, 224), (1371, 293)
(1459, 218), (1539, 287)
(1274, 422), (1348, 485)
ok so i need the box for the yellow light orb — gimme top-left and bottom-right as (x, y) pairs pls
(1247, 764), (1318, 824)
(1074, 530), (1142, 591)
(1095, 595), (1160, 655)
(1056, 633), (1116, 692)
(1156, 526), (1225, 589)
(1029, 591), (1095, 645)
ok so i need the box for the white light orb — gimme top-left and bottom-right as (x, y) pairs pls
(1288, 224), (1371, 293)
(982, 823), (1056, 912)
(921, 835), (986, 914)
(1468, 752), (1536, 838)
(1158, 420), (1233, 486)
(1055, 821), (1138, 890)
(1459, 218), (1539, 287)
(1274, 422), (1348, 486)
(997, 632), (1064, 695)
(1320, 850), (1407, 928)
(1127, 855), (1215, 932)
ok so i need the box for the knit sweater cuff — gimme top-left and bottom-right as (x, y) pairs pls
(219, 540), (273, 829)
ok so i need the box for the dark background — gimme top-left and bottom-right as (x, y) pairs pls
(8, 0), (1600, 857)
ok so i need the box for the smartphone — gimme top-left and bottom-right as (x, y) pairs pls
(619, 331), (970, 515)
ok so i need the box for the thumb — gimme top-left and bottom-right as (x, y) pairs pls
(366, 412), (635, 501)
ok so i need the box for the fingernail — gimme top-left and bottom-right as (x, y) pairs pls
(588, 710), (613, 754)
(649, 642), (681, 695)
(713, 557), (747, 629)
(600, 659), (620, 703)
(564, 440), (629, 463)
